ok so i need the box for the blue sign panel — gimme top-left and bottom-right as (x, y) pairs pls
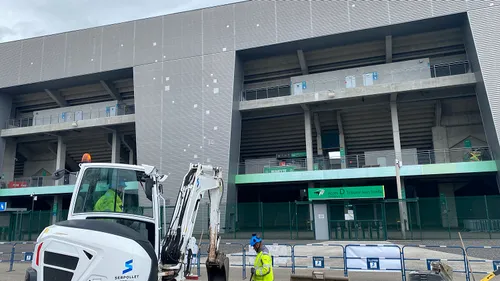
(24, 252), (33, 262)
(373, 72), (378, 80)
(313, 256), (325, 268)
(493, 260), (500, 271)
(302, 81), (307, 89)
(426, 259), (441, 270)
(367, 258), (380, 270)
(0, 202), (6, 211)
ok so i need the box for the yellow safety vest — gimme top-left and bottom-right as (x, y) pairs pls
(253, 246), (274, 281)
(94, 189), (123, 212)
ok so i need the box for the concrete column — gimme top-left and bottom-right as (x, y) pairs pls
(390, 97), (402, 161)
(0, 94), (12, 176)
(304, 107), (314, 171)
(432, 101), (450, 163)
(439, 184), (458, 228)
(129, 150), (134, 165)
(111, 131), (121, 163)
(385, 35), (393, 63)
(56, 136), (66, 186)
(313, 113), (323, 156)
(51, 195), (63, 224)
(1, 139), (16, 183)
(337, 111), (346, 169)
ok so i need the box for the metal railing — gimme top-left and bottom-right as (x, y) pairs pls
(238, 146), (492, 175)
(241, 60), (470, 101)
(0, 174), (77, 189)
(5, 104), (135, 129)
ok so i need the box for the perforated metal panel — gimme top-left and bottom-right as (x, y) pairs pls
(133, 16), (163, 65)
(467, 0), (500, 10)
(468, 7), (500, 155)
(101, 21), (135, 71)
(163, 10), (202, 61)
(0, 41), (21, 87)
(311, 0), (350, 37)
(235, 0), (277, 50)
(202, 5), (235, 55)
(349, 0), (390, 30)
(41, 33), (67, 81)
(19, 38), (43, 84)
(65, 27), (103, 77)
(276, 0), (311, 43)
(389, 0), (432, 24)
(432, 0), (466, 17)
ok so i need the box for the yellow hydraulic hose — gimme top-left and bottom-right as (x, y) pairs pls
(481, 268), (500, 281)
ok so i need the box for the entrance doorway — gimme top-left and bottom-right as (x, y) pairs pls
(328, 200), (387, 240)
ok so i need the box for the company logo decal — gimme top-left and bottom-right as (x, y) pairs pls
(115, 259), (139, 280)
(123, 259), (133, 274)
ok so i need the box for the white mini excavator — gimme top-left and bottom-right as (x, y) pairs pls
(24, 161), (229, 281)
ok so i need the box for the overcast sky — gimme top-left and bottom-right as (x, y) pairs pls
(0, 0), (241, 43)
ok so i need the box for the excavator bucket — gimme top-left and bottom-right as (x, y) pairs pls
(206, 253), (229, 281)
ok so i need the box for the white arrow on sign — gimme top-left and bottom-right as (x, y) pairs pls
(0, 202), (6, 211)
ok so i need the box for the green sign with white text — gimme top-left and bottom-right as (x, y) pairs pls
(308, 186), (385, 200)
(263, 166), (296, 173)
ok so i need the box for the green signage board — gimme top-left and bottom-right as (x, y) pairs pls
(263, 166), (296, 173)
(308, 186), (385, 200)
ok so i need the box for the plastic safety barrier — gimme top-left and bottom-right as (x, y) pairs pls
(402, 245), (469, 281)
(0, 242), (13, 264)
(8, 242), (35, 272)
(292, 243), (345, 276)
(344, 244), (404, 281)
(245, 243), (294, 277)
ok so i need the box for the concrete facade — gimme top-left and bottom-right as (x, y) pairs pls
(0, 1), (499, 230)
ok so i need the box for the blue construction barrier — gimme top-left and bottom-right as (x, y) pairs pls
(292, 243), (345, 275)
(465, 246), (500, 279)
(402, 244), (469, 281)
(1, 240), (494, 281)
(344, 244), (404, 280)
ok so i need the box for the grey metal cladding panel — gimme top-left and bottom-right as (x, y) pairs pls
(101, 21), (135, 71)
(202, 52), (235, 171)
(388, 0), (432, 24)
(41, 33), (67, 81)
(234, 0), (276, 50)
(135, 105), (162, 150)
(0, 41), (21, 87)
(468, 7), (500, 141)
(311, 0), (350, 37)
(133, 62), (163, 108)
(162, 57), (203, 197)
(276, 0), (311, 43)
(65, 27), (103, 77)
(467, 0), (500, 10)
(202, 4), (235, 55)
(431, 0), (466, 17)
(163, 10), (202, 61)
(19, 38), (44, 84)
(349, 0), (390, 30)
(134, 16), (163, 66)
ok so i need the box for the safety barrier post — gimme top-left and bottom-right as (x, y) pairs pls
(8, 243), (16, 272)
(402, 245), (469, 281)
(465, 246), (500, 281)
(344, 244), (404, 281)
(292, 243), (345, 276)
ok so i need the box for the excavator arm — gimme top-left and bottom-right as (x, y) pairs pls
(158, 163), (229, 281)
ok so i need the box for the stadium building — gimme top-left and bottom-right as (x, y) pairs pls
(0, 0), (500, 241)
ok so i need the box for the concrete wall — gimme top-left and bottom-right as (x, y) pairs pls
(23, 152), (56, 178)
(1, 139), (16, 182)
(290, 58), (431, 95)
(32, 100), (120, 125)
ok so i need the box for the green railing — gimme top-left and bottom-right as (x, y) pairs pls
(2, 195), (500, 242)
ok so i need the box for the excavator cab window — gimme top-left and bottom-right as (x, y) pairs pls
(73, 167), (153, 217)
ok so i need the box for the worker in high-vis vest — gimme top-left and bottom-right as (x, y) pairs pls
(93, 180), (126, 212)
(250, 234), (274, 281)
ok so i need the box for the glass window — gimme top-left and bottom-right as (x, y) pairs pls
(73, 167), (154, 218)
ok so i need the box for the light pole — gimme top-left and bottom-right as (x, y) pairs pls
(395, 159), (407, 239)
